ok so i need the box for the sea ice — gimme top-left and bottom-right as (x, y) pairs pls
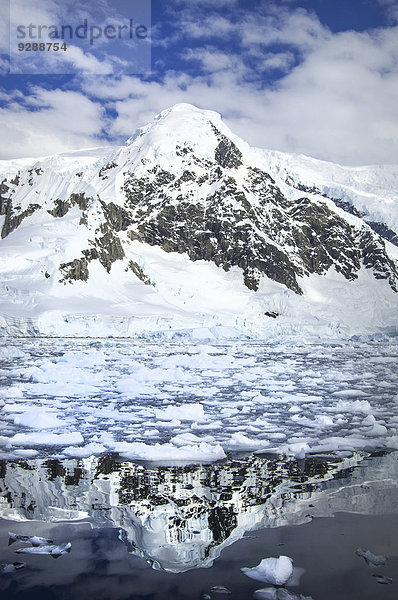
(13, 408), (64, 429)
(62, 442), (107, 458)
(8, 532), (53, 547)
(227, 432), (270, 451)
(0, 338), (397, 462)
(253, 589), (313, 600)
(241, 556), (293, 585)
(372, 574), (392, 584)
(16, 542), (71, 557)
(9, 432), (84, 447)
(1, 562), (25, 574)
(355, 548), (387, 567)
(154, 403), (206, 422)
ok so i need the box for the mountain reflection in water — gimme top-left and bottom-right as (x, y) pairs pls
(0, 452), (397, 573)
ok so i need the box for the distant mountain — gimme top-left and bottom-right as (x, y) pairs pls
(0, 103), (397, 337)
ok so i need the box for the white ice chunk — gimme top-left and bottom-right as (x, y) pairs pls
(14, 408), (64, 429)
(103, 439), (225, 462)
(28, 535), (54, 547)
(373, 574), (392, 584)
(362, 415), (376, 426)
(9, 432), (84, 447)
(16, 542), (71, 557)
(154, 403), (206, 422)
(62, 442), (107, 458)
(227, 432), (270, 451)
(331, 389), (368, 397)
(356, 548), (387, 566)
(241, 556), (293, 585)
(1, 562), (25, 573)
(333, 400), (372, 413)
(209, 586), (232, 594)
(170, 433), (215, 447)
(367, 422), (388, 436)
(254, 588), (313, 600)
(0, 347), (25, 358)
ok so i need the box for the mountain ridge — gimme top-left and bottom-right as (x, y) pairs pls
(0, 103), (397, 338)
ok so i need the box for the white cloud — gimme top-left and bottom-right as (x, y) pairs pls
(260, 51), (295, 72)
(251, 26), (398, 164)
(171, 0), (238, 5)
(5, 0), (148, 76)
(57, 45), (115, 75)
(183, 46), (248, 75)
(1, 4), (398, 165)
(0, 88), (106, 159)
(89, 23), (398, 166)
(161, 3), (328, 54)
(0, 57), (10, 76)
(182, 15), (236, 39)
(240, 7), (329, 53)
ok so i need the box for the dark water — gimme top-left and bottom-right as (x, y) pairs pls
(0, 451), (397, 600)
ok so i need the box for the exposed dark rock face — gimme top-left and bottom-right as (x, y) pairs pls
(357, 229), (398, 291)
(55, 199), (127, 283)
(1, 202), (41, 238)
(48, 199), (71, 218)
(287, 198), (362, 281)
(101, 201), (131, 232)
(212, 124), (243, 169)
(207, 505), (237, 546)
(99, 161), (117, 179)
(69, 192), (90, 211)
(0, 181), (10, 217)
(122, 156), (398, 294)
(94, 231), (125, 273)
(0, 192), (92, 237)
(128, 260), (151, 285)
(367, 221), (398, 247)
(59, 258), (89, 282)
(1, 114), (397, 295)
(285, 177), (398, 248)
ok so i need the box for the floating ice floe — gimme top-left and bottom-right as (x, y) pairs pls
(154, 402), (206, 422)
(209, 586), (232, 594)
(355, 548), (387, 567)
(8, 532), (53, 547)
(372, 574), (392, 585)
(8, 432), (84, 447)
(241, 556), (293, 586)
(1, 339), (397, 462)
(253, 588), (313, 600)
(16, 542), (71, 558)
(1, 561), (25, 574)
(13, 407), (64, 429)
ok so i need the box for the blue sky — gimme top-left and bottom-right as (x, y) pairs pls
(0, 0), (397, 164)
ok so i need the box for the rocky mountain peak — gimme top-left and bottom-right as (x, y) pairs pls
(0, 105), (397, 337)
(124, 103), (245, 171)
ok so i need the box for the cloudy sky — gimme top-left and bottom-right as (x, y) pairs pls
(1, 0), (398, 164)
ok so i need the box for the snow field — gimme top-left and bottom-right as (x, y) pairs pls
(0, 338), (397, 462)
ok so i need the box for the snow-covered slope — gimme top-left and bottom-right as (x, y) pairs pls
(0, 103), (397, 338)
(259, 149), (398, 242)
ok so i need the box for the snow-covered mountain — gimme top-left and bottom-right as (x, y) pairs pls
(0, 103), (397, 338)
